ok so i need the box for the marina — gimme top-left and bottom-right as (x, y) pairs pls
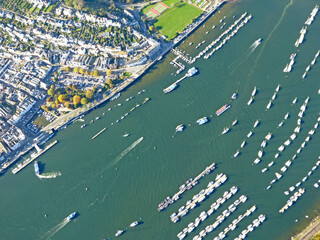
(170, 173), (228, 222)
(158, 162), (216, 212)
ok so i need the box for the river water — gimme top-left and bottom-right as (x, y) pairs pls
(1, 0), (320, 239)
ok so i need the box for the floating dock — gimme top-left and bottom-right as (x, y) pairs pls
(91, 127), (107, 140)
(12, 140), (58, 174)
(158, 162), (216, 211)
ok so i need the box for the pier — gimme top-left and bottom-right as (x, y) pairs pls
(158, 162), (216, 211)
(12, 140), (58, 174)
(91, 127), (107, 140)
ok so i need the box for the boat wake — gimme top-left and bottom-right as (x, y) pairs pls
(40, 218), (69, 240)
(249, 40), (262, 53)
(109, 137), (144, 167)
(37, 171), (62, 179)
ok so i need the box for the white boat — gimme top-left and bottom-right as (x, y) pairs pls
(275, 153), (279, 159)
(306, 65), (311, 72)
(176, 124), (185, 132)
(266, 101), (272, 109)
(254, 158), (261, 164)
(130, 221), (139, 227)
(268, 161), (274, 167)
(251, 87), (257, 96)
(272, 93), (277, 100)
(292, 97), (297, 104)
(275, 172), (282, 179)
(115, 230), (124, 237)
(231, 92), (238, 99)
(258, 150), (264, 158)
(261, 140), (267, 148)
(278, 145), (285, 152)
(240, 140), (246, 148)
(276, 84), (281, 92)
(221, 127), (230, 135)
(247, 131), (253, 138)
(247, 97), (254, 105)
(253, 119), (260, 128)
(261, 168), (268, 173)
(265, 133), (272, 140)
(232, 119), (238, 126)
(233, 150), (240, 158)
(281, 166), (287, 172)
(278, 121), (284, 127)
(284, 140), (291, 146)
(284, 113), (289, 119)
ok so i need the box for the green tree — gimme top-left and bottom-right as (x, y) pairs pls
(65, 66), (71, 72)
(93, 70), (99, 77)
(58, 94), (67, 103)
(47, 88), (55, 96)
(86, 89), (93, 99)
(73, 95), (81, 105)
(81, 97), (88, 105)
(106, 79), (114, 88)
(79, 68), (85, 74)
(106, 69), (112, 76)
(85, 70), (89, 75)
(73, 67), (79, 74)
(149, 25), (155, 32)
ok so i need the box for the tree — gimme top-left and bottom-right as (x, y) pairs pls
(85, 70), (89, 75)
(73, 95), (81, 105)
(106, 69), (112, 76)
(47, 88), (55, 96)
(106, 79), (114, 88)
(149, 25), (155, 32)
(81, 97), (88, 105)
(86, 89), (93, 99)
(41, 105), (50, 111)
(47, 97), (51, 103)
(74, 0), (85, 10)
(58, 94), (67, 103)
(65, 66), (71, 72)
(79, 68), (85, 74)
(73, 67), (79, 74)
(92, 70), (99, 77)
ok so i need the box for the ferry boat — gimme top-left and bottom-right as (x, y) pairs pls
(67, 212), (77, 221)
(163, 83), (177, 94)
(115, 230), (124, 237)
(216, 104), (231, 116)
(130, 221), (139, 227)
(185, 67), (198, 77)
(176, 124), (185, 132)
(34, 161), (40, 175)
(196, 117), (208, 125)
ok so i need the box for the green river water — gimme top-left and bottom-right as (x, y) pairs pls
(1, 0), (320, 239)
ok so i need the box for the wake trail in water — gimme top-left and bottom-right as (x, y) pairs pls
(109, 137), (144, 168)
(40, 218), (69, 240)
(254, 0), (294, 66)
(37, 171), (62, 179)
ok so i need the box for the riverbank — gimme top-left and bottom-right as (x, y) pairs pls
(40, 0), (226, 133)
(292, 216), (320, 240)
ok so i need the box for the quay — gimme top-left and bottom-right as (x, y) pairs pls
(91, 127), (107, 140)
(12, 140), (58, 175)
(158, 162), (216, 211)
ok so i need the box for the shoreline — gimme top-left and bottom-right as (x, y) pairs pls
(292, 215), (320, 240)
(41, 1), (226, 133)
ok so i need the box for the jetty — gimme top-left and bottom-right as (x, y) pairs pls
(12, 140), (58, 174)
(171, 174), (228, 222)
(91, 127), (107, 140)
(158, 162), (216, 211)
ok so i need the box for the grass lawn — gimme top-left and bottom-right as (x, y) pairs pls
(33, 115), (50, 127)
(153, 0), (202, 40)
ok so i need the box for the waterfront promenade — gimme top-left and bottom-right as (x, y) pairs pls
(41, 0), (226, 133)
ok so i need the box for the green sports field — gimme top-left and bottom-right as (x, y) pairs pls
(143, 0), (203, 40)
